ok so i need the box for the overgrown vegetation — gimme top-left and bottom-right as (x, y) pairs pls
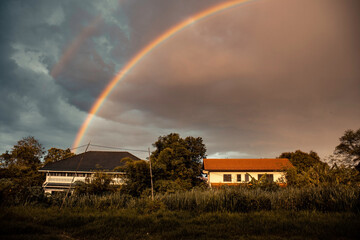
(1, 130), (360, 238)
(150, 133), (207, 193)
(0, 185), (359, 213)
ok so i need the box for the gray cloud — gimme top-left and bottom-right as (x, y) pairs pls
(0, 0), (221, 153)
(96, 0), (360, 158)
(1, 0), (359, 160)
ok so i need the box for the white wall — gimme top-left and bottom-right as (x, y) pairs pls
(208, 171), (285, 184)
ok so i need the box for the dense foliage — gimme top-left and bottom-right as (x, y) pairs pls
(115, 157), (151, 197)
(0, 137), (45, 205)
(151, 133), (207, 193)
(0, 137), (78, 205)
(335, 128), (360, 170)
(279, 150), (360, 187)
(279, 150), (325, 172)
(44, 148), (75, 165)
(74, 170), (117, 195)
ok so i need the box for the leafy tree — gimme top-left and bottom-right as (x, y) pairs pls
(280, 149), (360, 187)
(151, 133), (207, 193)
(115, 157), (151, 197)
(0, 151), (12, 168)
(278, 150), (325, 172)
(44, 148), (75, 165)
(0, 136), (44, 181)
(334, 128), (360, 169)
(4, 136), (44, 169)
(324, 154), (354, 168)
(284, 162), (360, 187)
(0, 136), (45, 204)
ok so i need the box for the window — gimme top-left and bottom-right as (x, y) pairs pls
(258, 174), (274, 182)
(237, 174), (241, 182)
(223, 174), (232, 182)
(245, 174), (250, 182)
(54, 172), (66, 176)
(266, 174), (274, 182)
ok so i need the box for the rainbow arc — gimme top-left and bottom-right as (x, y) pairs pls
(72, 0), (256, 150)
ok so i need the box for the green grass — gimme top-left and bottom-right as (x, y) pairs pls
(1, 207), (360, 240)
(49, 186), (359, 213)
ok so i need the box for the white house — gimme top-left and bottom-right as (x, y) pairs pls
(39, 151), (140, 194)
(203, 158), (293, 187)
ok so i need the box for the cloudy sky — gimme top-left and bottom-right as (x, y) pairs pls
(0, 0), (359, 160)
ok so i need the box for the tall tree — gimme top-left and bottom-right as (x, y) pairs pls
(278, 150), (325, 172)
(151, 133), (206, 192)
(44, 148), (75, 165)
(0, 137), (45, 203)
(3, 136), (45, 170)
(334, 128), (360, 169)
(115, 157), (151, 197)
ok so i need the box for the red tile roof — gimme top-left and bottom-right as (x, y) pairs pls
(203, 158), (293, 171)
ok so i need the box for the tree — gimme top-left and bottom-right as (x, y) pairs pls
(334, 128), (360, 169)
(116, 157), (151, 197)
(44, 148), (75, 165)
(7, 136), (44, 169)
(279, 149), (360, 187)
(0, 151), (12, 168)
(151, 133), (207, 192)
(0, 137), (45, 204)
(278, 150), (325, 172)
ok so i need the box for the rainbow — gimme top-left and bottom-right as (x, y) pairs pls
(72, 0), (256, 150)
(51, 16), (102, 78)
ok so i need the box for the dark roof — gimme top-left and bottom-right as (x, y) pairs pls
(39, 151), (141, 172)
(203, 158), (293, 171)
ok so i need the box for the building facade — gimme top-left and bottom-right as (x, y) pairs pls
(203, 158), (293, 187)
(39, 151), (140, 194)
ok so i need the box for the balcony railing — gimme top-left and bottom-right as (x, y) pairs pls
(47, 176), (86, 183)
(45, 176), (124, 185)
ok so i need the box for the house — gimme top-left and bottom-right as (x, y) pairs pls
(203, 158), (293, 187)
(39, 151), (141, 194)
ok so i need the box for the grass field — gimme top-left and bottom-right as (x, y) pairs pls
(1, 207), (360, 240)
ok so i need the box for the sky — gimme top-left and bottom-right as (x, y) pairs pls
(0, 0), (359, 160)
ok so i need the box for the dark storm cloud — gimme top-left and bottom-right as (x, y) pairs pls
(0, 0), (117, 150)
(1, 0), (359, 159)
(0, 0), (223, 152)
(97, 0), (360, 157)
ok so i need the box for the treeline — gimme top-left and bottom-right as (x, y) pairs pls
(0, 137), (74, 205)
(0, 129), (360, 209)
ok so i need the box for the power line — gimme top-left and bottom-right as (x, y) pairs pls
(61, 142), (91, 209)
(87, 143), (148, 153)
(70, 144), (89, 151)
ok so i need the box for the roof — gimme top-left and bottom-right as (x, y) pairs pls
(203, 158), (293, 171)
(39, 151), (141, 172)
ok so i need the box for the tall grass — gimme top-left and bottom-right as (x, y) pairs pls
(159, 186), (360, 212)
(44, 185), (360, 212)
